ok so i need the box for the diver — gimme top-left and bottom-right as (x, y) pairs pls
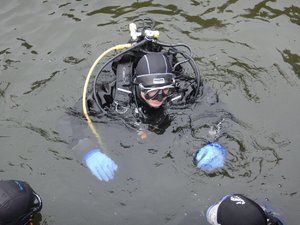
(0, 180), (42, 225)
(57, 18), (226, 182)
(206, 194), (285, 225)
(86, 18), (201, 135)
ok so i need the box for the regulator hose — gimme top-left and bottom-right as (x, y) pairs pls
(83, 36), (201, 147)
(82, 43), (132, 147)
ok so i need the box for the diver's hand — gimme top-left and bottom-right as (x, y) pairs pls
(195, 143), (227, 172)
(83, 149), (118, 182)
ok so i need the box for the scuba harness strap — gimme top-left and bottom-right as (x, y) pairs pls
(113, 61), (134, 114)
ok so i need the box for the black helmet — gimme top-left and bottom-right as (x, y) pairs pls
(133, 52), (175, 87)
(207, 194), (267, 225)
(0, 180), (42, 225)
(206, 194), (284, 225)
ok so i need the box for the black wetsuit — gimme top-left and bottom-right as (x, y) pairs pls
(86, 45), (199, 133)
(56, 45), (212, 163)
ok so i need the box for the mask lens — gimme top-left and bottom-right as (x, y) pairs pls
(147, 89), (160, 98)
(162, 87), (175, 96)
(145, 86), (174, 100)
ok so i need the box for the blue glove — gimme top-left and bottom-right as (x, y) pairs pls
(83, 149), (118, 182)
(195, 143), (227, 172)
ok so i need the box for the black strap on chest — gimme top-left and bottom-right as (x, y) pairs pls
(113, 62), (133, 114)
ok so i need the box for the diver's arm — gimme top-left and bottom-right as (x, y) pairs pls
(72, 137), (118, 181)
(55, 109), (96, 159)
(56, 102), (118, 182)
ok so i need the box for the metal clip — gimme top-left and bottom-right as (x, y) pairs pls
(114, 101), (128, 114)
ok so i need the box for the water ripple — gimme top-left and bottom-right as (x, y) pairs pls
(85, 1), (226, 29)
(277, 49), (300, 78)
(0, 81), (10, 98)
(61, 13), (81, 22)
(23, 70), (61, 95)
(240, 1), (300, 26)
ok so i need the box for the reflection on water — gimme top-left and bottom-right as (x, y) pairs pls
(24, 71), (60, 95)
(278, 49), (300, 78)
(240, 2), (300, 26)
(0, 0), (299, 224)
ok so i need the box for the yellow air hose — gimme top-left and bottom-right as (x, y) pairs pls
(82, 43), (132, 150)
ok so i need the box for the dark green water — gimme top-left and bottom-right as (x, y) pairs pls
(0, 0), (299, 224)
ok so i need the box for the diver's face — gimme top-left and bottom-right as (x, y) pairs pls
(140, 91), (167, 108)
(138, 84), (174, 108)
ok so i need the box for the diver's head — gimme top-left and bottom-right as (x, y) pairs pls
(0, 180), (42, 225)
(133, 52), (175, 108)
(206, 194), (283, 225)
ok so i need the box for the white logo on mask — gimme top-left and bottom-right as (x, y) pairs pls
(153, 78), (165, 84)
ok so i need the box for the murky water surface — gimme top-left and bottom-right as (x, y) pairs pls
(1, 0), (299, 224)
